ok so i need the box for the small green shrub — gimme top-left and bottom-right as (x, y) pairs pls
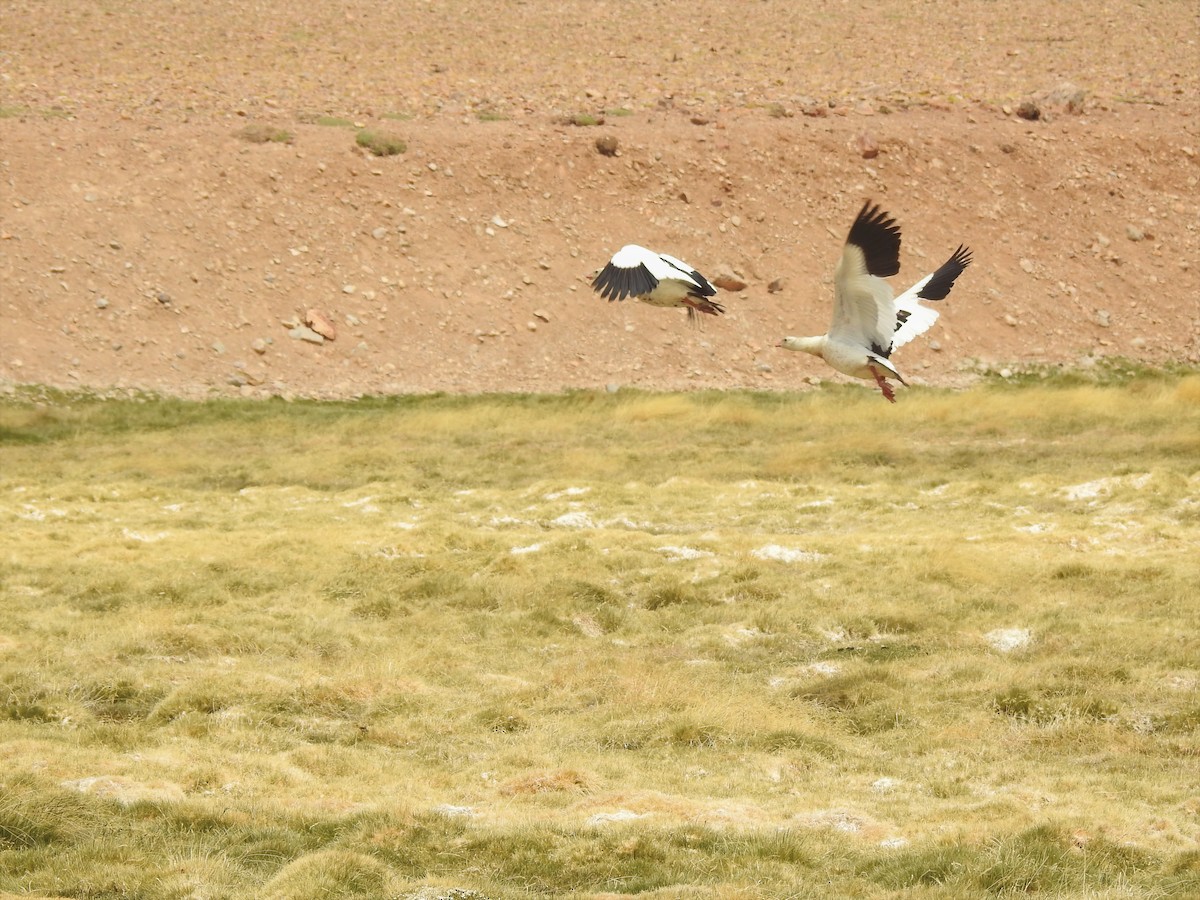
(356, 130), (406, 156)
(236, 124), (294, 144)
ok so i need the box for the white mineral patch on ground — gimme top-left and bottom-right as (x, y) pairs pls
(751, 544), (825, 563)
(658, 545), (713, 560)
(986, 627), (1032, 653)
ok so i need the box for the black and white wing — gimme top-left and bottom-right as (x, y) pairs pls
(591, 244), (662, 302)
(890, 245), (973, 351)
(828, 202), (902, 355)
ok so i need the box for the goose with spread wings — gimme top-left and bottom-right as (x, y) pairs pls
(779, 202), (972, 402)
(591, 244), (723, 322)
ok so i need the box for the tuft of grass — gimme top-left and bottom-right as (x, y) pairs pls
(296, 112), (355, 127)
(236, 123), (295, 144)
(561, 112), (604, 126)
(355, 129), (406, 156)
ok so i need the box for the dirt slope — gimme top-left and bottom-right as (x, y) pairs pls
(2, 1), (1198, 398)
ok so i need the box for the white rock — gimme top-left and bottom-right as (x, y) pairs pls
(288, 326), (325, 344)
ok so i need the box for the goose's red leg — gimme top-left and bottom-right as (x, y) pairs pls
(869, 366), (897, 403)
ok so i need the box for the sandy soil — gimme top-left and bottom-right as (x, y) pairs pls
(2, 1), (1198, 399)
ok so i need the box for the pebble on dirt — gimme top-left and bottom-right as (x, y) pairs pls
(855, 132), (879, 159)
(305, 309), (337, 341)
(1016, 100), (1041, 121)
(594, 135), (618, 157)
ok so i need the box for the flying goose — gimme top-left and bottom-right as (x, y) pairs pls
(591, 244), (723, 321)
(779, 201), (972, 402)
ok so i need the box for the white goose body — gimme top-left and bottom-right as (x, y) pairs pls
(780, 202), (972, 402)
(591, 244), (723, 321)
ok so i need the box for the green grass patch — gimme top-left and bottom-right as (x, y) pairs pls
(561, 112), (604, 126)
(0, 105), (72, 120)
(296, 112), (355, 127)
(355, 129), (406, 156)
(235, 123), (294, 145)
(1, 377), (1198, 896)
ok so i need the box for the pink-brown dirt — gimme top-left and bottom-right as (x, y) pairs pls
(2, 1), (1198, 398)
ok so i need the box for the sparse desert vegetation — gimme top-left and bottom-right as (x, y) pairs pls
(235, 123), (295, 144)
(355, 128), (407, 156)
(2, 375), (1198, 897)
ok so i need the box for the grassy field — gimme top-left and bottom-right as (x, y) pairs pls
(2, 374), (1199, 899)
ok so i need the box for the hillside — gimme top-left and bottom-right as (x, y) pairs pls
(2, 0), (1197, 398)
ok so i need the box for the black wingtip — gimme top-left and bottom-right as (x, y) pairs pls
(591, 262), (658, 302)
(917, 244), (973, 302)
(846, 200), (901, 278)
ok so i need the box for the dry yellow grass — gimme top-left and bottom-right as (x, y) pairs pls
(1, 379), (1198, 897)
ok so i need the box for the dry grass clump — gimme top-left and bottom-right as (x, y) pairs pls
(1, 377), (1198, 896)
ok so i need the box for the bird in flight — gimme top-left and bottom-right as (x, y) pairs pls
(779, 201), (972, 402)
(591, 244), (723, 322)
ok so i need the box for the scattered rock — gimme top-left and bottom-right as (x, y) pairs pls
(1015, 99), (1041, 121)
(251, 338), (269, 355)
(1004, 314), (1018, 327)
(1042, 82), (1087, 114)
(1125, 225), (1145, 242)
(155, 291), (172, 306)
(371, 226), (387, 240)
(855, 131), (879, 159)
(594, 135), (619, 157)
(305, 309), (337, 341)
(532, 309), (550, 322)
(1095, 309), (1111, 328)
(690, 115), (710, 126)
(1019, 258), (1035, 274)
(767, 278), (785, 293)
(712, 268), (748, 292)
(288, 325), (325, 345)
(95, 297), (109, 309)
